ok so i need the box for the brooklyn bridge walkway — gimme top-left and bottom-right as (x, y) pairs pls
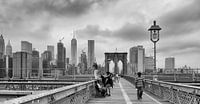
(86, 78), (170, 104)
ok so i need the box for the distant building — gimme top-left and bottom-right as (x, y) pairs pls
(5, 40), (13, 78)
(13, 52), (32, 79)
(5, 55), (13, 78)
(47, 45), (54, 60)
(57, 42), (66, 75)
(41, 50), (52, 77)
(6, 40), (12, 56)
(80, 51), (87, 74)
(88, 40), (95, 68)
(0, 56), (12, 78)
(144, 56), (154, 73)
(42, 51), (52, 62)
(165, 57), (175, 73)
(21, 41), (32, 54)
(32, 49), (39, 78)
(127, 62), (132, 75)
(0, 58), (5, 78)
(66, 58), (70, 65)
(129, 45), (145, 73)
(71, 36), (77, 65)
(0, 35), (5, 59)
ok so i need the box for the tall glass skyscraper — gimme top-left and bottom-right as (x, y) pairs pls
(21, 41), (32, 54)
(32, 49), (39, 77)
(57, 42), (66, 71)
(129, 45), (145, 73)
(6, 40), (12, 56)
(47, 45), (54, 60)
(0, 35), (5, 59)
(71, 36), (77, 65)
(80, 51), (87, 74)
(13, 52), (32, 79)
(88, 40), (95, 68)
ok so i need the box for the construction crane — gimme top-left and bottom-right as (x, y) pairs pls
(82, 47), (86, 53)
(59, 37), (64, 42)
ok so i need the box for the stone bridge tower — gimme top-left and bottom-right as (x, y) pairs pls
(105, 52), (127, 75)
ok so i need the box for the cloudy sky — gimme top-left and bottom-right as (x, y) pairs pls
(0, 0), (200, 68)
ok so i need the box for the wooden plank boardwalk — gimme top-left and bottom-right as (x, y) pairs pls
(86, 78), (171, 104)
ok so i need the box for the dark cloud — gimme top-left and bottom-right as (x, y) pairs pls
(77, 25), (111, 39)
(77, 23), (147, 42)
(113, 23), (147, 41)
(158, 41), (200, 55)
(160, 0), (200, 37)
(1, 0), (117, 18)
(0, 0), (118, 41)
(0, 0), (53, 40)
(21, 0), (94, 17)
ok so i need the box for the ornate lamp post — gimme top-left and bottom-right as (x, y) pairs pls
(148, 21), (161, 74)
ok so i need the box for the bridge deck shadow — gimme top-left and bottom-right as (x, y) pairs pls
(86, 78), (171, 104)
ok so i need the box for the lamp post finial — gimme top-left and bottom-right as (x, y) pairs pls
(153, 20), (156, 26)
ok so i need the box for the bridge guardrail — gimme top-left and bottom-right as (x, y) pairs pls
(1, 82), (75, 91)
(3, 80), (96, 104)
(124, 75), (200, 104)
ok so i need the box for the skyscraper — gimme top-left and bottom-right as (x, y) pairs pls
(66, 57), (70, 65)
(13, 52), (32, 79)
(144, 56), (154, 73)
(165, 57), (175, 73)
(71, 36), (77, 65)
(4, 40), (13, 78)
(32, 49), (39, 77)
(88, 40), (95, 68)
(0, 58), (5, 78)
(80, 51), (87, 74)
(21, 41), (32, 54)
(0, 35), (5, 59)
(47, 45), (54, 60)
(129, 45), (145, 73)
(42, 51), (52, 62)
(57, 42), (66, 75)
(42, 50), (52, 77)
(6, 40), (12, 56)
(5, 56), (13, 78)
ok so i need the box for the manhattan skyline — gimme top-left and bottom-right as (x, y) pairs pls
(0, 0), (200, 68)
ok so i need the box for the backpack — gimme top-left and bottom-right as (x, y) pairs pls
(135, 77), (144, 88)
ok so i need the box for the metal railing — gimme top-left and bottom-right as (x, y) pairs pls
(1, 82), (75, 90)
(2, 80), (96, 104)
(124, 75), (200, 104)
(143, 73), (199, 82)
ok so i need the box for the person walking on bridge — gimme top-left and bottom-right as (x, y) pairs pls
(135, 72), (145, 100)
(105, 72), (113, 96)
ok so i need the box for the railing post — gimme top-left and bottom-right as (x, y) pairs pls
(32, 84), (34, 90)
(170, 86), (174, 103)
(190, 89), (197, 104)
(158, 82), (163, 99)
(151, 80), (154, 94)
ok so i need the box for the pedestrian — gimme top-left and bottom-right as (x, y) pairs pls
(93, 63), (98, 79)
(135, 72), (145, 100)
(115, 73), (119, 83)
(95, 79), (107, 97)
(105, 72), (113, 96)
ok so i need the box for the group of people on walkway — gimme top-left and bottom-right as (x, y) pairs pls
(95, 71), (144, 100)
(95, 71), (120, 97)
(93, 63), (145, 100)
